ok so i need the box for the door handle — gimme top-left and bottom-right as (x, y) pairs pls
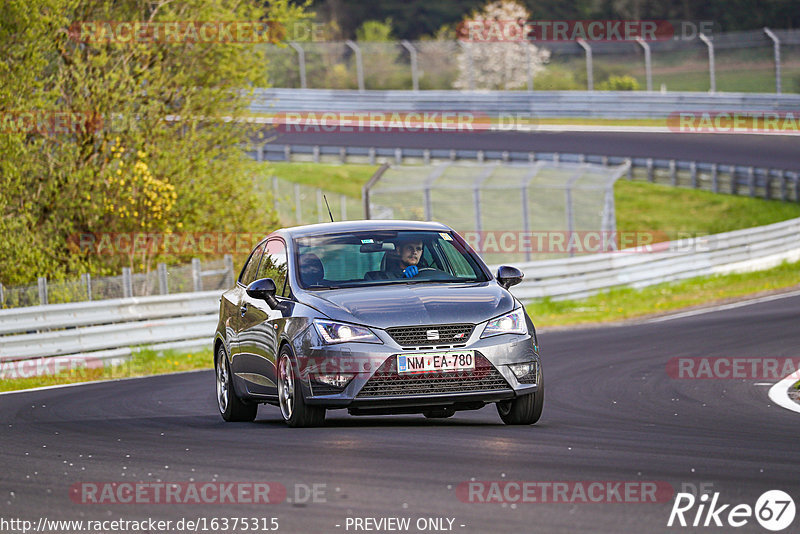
(240, 303), (248, 317)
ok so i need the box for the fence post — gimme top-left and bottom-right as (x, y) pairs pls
(191, 258), (202, 292)
(748, 167), (755, 197)
(82, 273), (92, 301)
(646, 158), (654, 182)
(288, 42), (307, 89)
(345, 40), (365, 92)
(763, 28), (781, 94)
(635, 37), (652, 91)
(224, 255), (234, 287)
(523, 42), (533, 91)
(0, 282), (4, 308)
(690, 161), (697, 189)
(158, 263), (168, 295)
(626, 158), (633, 180)
(122, 268), (132, 298)
(577, 39), (593, 91)
(764, 169), (772, 200)
(699, 33), (716, 93)
(272, 176), (279, 212)
(711, 163), (718, 193)
(363, 163), (389, 219)
(38, 277), (48, 305)
(780, 169), (787, 201)
(458, 41), (475, 90)
(401, 40), (419, 91)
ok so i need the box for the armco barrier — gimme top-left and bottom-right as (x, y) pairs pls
(506, 217), (800, 301)
(0, 291), (221, 367)
(251, 88), (800, 119)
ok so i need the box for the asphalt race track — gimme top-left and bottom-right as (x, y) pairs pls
(2, 293), (799, 533)
(269, 130), (800, 171)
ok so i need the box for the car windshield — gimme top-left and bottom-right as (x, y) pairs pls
(294, 230), (489, 289)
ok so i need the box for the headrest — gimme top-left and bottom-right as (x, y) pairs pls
(299, 253), (324, 285)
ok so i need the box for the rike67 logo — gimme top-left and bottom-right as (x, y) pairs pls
(668, 490), (795, 531)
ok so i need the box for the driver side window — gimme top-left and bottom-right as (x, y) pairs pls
(239, 242), (266, 286)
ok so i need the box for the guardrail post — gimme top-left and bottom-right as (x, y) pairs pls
(699, 33), (716, 93)
(345, 40), (365, 92)
(400, 40), (419, 91)
(368, 147), (376, 165)
(473, 186), (482, 234)
(711, 163), (719, 193)
(626, 158), (633, 180)
(395, 148), (403, 164)
(458, 41), (475, 90)
(122, 268), (132, 298)
(748, 167), (755, 197)
(158, 263), (168, 295)
(82, 273), (92, 301)
(553, 153), (560, 163)
(288, 42), (307, 89)
(38, 277), (48, 305)
(669, 160), (677, 186)
(646, 158), (654, 182)
(255, 144), (263, 162)
(635, 37), (653, 91)
(224, 255), (234, 287)
(312, 145), (320, 163)
(423, 149), (430, 164)
(690, 161), (697, 189)
(294, 183), (302, 224)
(763, 28), (781, 94)
(577, 39), (593, 91)
(339, 147), (347, 163)
(449, 149), (457, 161)
(283, 145), (291, 161)
(730, 166), (738, 195)
(477, 150), (484, 163)
(191, 259), (202, 292)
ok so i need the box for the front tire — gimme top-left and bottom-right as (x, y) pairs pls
(278, 347), (326, 428)
(497, 368), (544, 425)
(216, 345), (257, 422)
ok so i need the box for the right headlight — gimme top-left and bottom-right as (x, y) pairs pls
(480, 308), (528, 338)
(313, 319), (382, 345)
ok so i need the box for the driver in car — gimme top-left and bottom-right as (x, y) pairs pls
(387, 239), (424, 278)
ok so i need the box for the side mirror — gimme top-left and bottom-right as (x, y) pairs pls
(246, 278), (278, 308)
(496, 265), (523, 290)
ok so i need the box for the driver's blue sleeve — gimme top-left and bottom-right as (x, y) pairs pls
(403, 265), (419, 278)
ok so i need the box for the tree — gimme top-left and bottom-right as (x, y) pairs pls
(454, 0), (550, 90)
(0, 0), (311, 285)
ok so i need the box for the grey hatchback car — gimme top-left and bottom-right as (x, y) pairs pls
(213, 220), (543, 427)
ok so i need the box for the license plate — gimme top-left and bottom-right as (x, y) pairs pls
(397, 351), (475, 374)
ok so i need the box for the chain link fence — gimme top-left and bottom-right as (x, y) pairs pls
(264, 29), (800, 93)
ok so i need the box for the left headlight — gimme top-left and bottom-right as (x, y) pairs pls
(314, 319), (382, 345)
(480, 308), (528, 338)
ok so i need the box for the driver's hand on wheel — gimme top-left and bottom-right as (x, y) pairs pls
(403, 265), (419, 278)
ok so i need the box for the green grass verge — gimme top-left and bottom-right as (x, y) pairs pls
(0, 347), (212, 393)
(527, 259), (800, 328)
(261, 162), (376, 199)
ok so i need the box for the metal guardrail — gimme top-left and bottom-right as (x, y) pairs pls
(504, 216), (800, 301)
(252, 144), (800, 202)
(251, 88), (800, 119)
(2, 217), (798, 373)
(0, 291), (221, 368)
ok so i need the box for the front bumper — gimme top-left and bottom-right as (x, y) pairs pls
(292, 325), (540, 410)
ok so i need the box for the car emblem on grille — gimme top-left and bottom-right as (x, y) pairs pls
(426, 330), (440, 340)
(453, 333), (466, 339)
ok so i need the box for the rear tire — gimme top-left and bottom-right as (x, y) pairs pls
(216, 345), (257, 422)
(497, 368), (544, 425)
(278, 346), (326, 428)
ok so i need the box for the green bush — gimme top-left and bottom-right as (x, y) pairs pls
(598, 75), (641, 91)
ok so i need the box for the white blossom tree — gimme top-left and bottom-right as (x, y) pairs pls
(455, 0), (550, 90)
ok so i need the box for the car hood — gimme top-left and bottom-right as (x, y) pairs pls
(297, 282), (515, 329)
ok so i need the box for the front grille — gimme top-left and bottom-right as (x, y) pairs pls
(386, 323), (474, 347)
(356, 353), (511, 398)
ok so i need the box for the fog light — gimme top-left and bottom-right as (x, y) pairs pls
(313, 373), (354, 389)
(508, 361), (538, 383)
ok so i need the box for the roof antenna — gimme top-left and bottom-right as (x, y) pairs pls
(323, 194), (335, 222)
